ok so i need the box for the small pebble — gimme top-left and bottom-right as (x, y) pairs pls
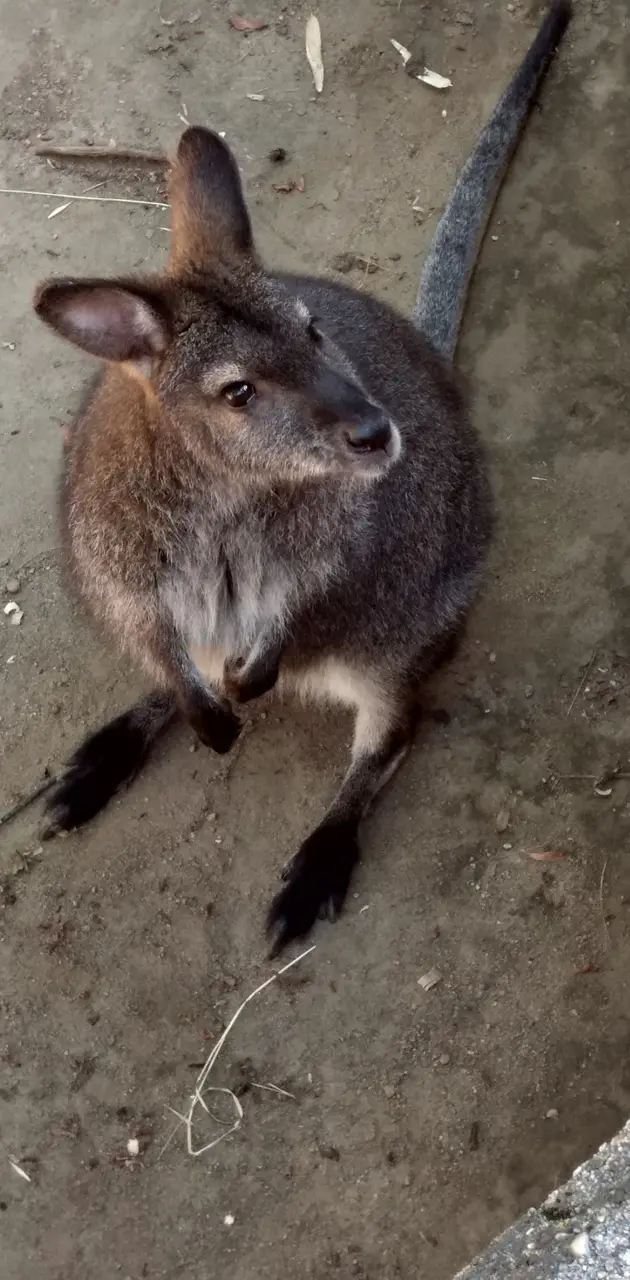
(546, 1108), (559, 1120)
(524, 685), (534, 699)
(439, 1053), (450, 1066)
(488, 651), (496, 664)
(384, 1084), (395, 1099)
(569, 1232), (590, 1260)
(495, 809), (510, 834)
(5, 578), (20, 594)
(224, 1213), (235, 1227)
(318, 1143), (340, 1161)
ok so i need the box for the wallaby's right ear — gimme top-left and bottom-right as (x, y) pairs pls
(168, 126), (254, 273)
(33, 279), (171, 363)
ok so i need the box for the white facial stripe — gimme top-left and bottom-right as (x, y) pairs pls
(295, 299), (310, 323)
(200, 363), (244, 396)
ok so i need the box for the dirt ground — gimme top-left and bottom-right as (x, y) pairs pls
(1, 1), (629, 1277)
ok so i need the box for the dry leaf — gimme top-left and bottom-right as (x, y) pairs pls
(417, 68), (452, 90)
(524, 849), (566, 862)
(390, 38), (412, 66)
(9, 1158), (31, 1182)
(593, 769), (619, 797)
(306, 14), (324, 93)
(295, 175), (305, 193)
(229, 15), (268, 31)
(48, 201), (72, 219)
(418, 968), (442, 991)
(273, 181), (295, 193)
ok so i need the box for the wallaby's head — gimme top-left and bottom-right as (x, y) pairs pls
(34, 127), (400, 483)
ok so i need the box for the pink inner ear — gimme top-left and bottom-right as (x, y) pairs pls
(68, 288), (167, 361)
(41, 284), (168, 362)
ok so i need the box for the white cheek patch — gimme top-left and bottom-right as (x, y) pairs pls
(295, 299), (311, 323)
(388, 422), (403, 463)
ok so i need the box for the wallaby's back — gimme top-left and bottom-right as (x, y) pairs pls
(413, 0), (572, 359)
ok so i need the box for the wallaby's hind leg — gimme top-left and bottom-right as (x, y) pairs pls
(266, 678), (415, 956)
(43, 691), (177, 836)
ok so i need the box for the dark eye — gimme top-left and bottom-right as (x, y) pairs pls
(223, 381), (256, 408)
(307, 317), (323, 344)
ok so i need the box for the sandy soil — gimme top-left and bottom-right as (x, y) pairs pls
(1, 1), (629, 1277)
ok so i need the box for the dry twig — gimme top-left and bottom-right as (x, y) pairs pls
(600, 857), (611, 949)
(36, 145), (167, 164)
(0, 775), (57, 830)
(566, 651), (596, 716)
(0, 187), (168, 209)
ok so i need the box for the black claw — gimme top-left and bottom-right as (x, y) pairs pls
(266, 819), (360, 955)
(188, 700), (241, 753)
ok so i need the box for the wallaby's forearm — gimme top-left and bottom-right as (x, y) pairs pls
(154, 627), (241, 753)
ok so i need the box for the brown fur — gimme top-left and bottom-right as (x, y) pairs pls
(33, 5), (571, 951)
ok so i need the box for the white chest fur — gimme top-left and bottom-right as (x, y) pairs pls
(162, 540), (290, 683)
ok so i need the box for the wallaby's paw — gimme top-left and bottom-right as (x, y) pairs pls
(42, 714), (148, 836)
(224, 655), (279, 704)
(266, 819), (360, 957)
(187, 697), (241, 753)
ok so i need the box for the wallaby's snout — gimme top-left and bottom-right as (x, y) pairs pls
(312, 365), (400, 474)
(343, 409), (394, 461)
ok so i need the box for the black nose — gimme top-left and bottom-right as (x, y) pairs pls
(345, 414), (392, 453)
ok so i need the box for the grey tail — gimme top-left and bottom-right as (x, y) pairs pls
(412, 0), (572, 360)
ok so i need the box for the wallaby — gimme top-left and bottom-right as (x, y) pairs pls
(34, 2), (571, 954)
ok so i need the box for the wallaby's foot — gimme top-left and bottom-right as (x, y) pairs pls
(223, 653), (280, 704)
(43, 692), (175, 835)
(185, 691), (241, 753)
(266, 692), (414, 954)
(266, 819), (360, 957)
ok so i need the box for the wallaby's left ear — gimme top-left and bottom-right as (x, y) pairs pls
(168, 126), (254, 273)
(34, 278), (171, 363)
